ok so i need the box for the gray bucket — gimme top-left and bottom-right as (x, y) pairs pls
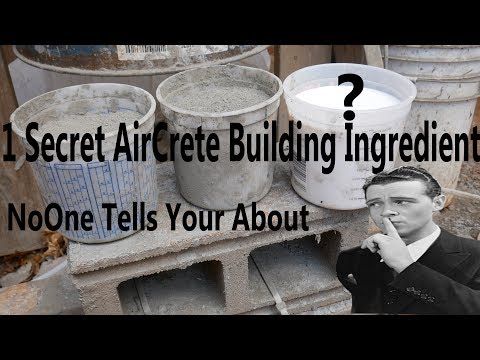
(156, 64), (283, 210)
(385, 45), (480, 195)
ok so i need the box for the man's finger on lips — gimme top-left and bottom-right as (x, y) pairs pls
(382, 217), (400, 239)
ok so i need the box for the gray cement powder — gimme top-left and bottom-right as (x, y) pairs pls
(166, 79), (271, 113)
(37, 110), (142, 137)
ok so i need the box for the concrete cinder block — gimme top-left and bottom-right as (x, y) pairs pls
(220, 252), (250, 314)
(243, 288), (351, 315)
(69, 162), (369, 315)
(299, 298), (353, 315)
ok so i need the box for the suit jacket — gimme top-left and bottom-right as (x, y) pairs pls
(336, 228), (480, 314)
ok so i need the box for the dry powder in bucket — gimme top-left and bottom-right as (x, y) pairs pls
(156, 64), (282, 210)
(34, 110), (142, 138)
(166, 78), (272, 113)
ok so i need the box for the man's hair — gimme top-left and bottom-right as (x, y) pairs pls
(363, 166), (442, 199)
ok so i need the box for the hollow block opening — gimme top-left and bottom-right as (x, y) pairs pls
(248, 231), (342, 310)
(118, 260), (225, 315)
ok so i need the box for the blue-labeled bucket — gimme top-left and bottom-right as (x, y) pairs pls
(10, 83), (158, 244)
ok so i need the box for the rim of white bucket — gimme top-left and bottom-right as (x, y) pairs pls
(10, 83), (156, 142)
(395, 45), (479, 49)
(385, 55), (480, 63)
(283, 63), (417, 122)
(156, 64), (283, 120)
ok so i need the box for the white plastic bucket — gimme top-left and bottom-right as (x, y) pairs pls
(283, 63), (417, 210)
(384, 45), (480, 197)
(384, 45), (480, 80)
(10, 83), (157, 244)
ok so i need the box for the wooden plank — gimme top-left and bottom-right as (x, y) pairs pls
(277, 45), (333, 137)
(332, 45), (365, 64)
(363, 45), (384, 68)
(273, 45), (280, 77)
(1, 46), (16, 65)
(0, 51), (45, 256)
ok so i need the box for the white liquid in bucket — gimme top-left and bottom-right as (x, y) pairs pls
(296, 85), (400, 110)
(290, 85), (408, 210)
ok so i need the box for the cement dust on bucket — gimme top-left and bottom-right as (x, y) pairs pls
(283, 63), (417, 210)
(156, 64), (283, 211)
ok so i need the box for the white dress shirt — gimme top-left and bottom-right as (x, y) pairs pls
(406, 225), (441, 262)
(380, 225), (441, 263)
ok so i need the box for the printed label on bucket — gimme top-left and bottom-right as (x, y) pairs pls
(291, 138), (390, 209)
(29, 144), (157, 242)
(117, 45), (229, 61)
(295, 160), (367, 209)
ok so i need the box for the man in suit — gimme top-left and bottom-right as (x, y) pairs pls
(336, 166), (480, 314)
